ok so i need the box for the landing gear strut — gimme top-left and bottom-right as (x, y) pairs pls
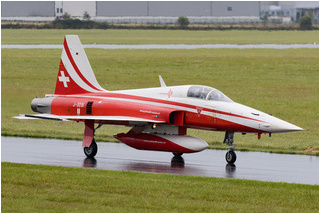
(172, 152), (183, 157)
(83, 121), (103, 158)
(223, 131), (236, 164)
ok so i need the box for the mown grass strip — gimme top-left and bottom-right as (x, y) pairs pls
(1, 29), (319, 44)
(1, 162), (319, 213)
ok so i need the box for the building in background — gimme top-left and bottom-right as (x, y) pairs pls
(95, 1), (260, 17)
(1, 1), (54, 21)
(261, 1), (319, 24)
(1, 1), (319, 24)
(94, 1), (260, 24)
(294, 1), (319, 24)
(55, 1), (96, 19)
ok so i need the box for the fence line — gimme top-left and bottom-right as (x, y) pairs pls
(2, 16), (265, 24)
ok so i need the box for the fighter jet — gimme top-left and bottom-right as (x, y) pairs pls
(15, 35), (303, 164)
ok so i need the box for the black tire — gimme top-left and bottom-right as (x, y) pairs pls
(84, 139), (98, 158)
(172, 152), (183, 157)
(171, 156), (185, 168)
(225, 150), (236, 164)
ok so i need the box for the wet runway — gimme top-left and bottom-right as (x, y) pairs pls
(1, 136), (318, 185)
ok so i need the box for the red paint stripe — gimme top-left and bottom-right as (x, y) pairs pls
(69, 92), (266, 123)
(64, 37), (102, 92)
(212, 117), (266, 133)
(51, 94), (267, 133)
(108, 93), (265, 123)
(128, 94), (265, 123)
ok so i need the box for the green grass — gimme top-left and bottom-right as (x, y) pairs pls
(1, 162), (318, 213)
(1, 29), (319, 44)
(1, 48), (318, 155)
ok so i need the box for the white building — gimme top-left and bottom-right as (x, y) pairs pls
(55, 1), (96, 19)
(2, 1), (260, 23)
(260, 1), (319, 24)
(1, 1), (319, 24)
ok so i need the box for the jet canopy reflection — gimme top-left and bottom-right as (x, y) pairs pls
(187, 85), (233, 102)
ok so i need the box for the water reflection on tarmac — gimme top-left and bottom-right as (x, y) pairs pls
(1, 136), (318, 185)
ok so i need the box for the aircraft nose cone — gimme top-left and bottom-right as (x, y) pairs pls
(271, 118), (304, 133)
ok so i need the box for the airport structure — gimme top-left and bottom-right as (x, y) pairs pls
(1, 1), (319, 24)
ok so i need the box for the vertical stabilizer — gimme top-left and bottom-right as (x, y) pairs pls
(54, 35), (106, 95)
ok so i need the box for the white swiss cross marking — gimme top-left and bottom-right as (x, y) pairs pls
(58, 71), (70, 88)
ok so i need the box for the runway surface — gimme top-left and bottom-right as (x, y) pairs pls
(2, 136), (318, 185)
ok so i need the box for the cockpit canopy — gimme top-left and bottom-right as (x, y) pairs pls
(187, 85), (233, 102)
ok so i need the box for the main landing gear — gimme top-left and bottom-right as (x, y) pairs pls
(83, 121), (103, 158)
(172, 152), (184, 167)
(223, 131), (236, 164)
(84, 138), (98, 158)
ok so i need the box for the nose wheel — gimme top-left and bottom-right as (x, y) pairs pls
(223, 131), (237, 164)
(225, 149), (237, 164)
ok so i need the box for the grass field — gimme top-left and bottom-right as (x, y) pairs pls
(1, 48), (318, 155)
(1, 29), (319, 44)
(1, 162), (318, 213)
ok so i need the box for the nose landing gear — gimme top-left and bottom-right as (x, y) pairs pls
(226, 149), (236, 164)
(223, 132), (236, 164)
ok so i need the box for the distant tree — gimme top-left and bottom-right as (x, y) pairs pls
(83, 11), (91, 20)
(261, 14), (268, 23)
(177, 16), (189, 28)
(62, 12), (71, 20)
(299, 15), (312, 30)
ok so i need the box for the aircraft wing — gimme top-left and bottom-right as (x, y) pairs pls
(14, 114), (67, 121)
(13, 114), (167, 123)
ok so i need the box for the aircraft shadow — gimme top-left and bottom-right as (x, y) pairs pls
(82, 156), (237, 179)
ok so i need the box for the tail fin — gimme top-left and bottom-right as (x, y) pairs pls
(54, 35), (105, 95)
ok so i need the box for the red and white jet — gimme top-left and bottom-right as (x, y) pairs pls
(15, 35), (303, 164)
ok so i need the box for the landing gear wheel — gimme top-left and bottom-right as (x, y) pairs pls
(84, 139), (98, 158)
(225, 150), (236, 164)
(173, 152), (183, 157)
(223, 131), (237, 164)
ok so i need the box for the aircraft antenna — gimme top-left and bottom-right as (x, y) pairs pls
(159, 75), (167, 88)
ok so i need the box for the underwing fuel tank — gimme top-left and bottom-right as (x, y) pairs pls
(114, 133), (208, 153)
